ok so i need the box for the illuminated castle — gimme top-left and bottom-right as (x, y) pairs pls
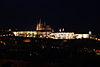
(13, 19), (93, 39)
(36, 19), (52, 31)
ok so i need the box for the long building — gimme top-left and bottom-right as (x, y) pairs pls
(13, 21), (91, 39)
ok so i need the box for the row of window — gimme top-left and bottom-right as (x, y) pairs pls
(0, 34), (14, 37)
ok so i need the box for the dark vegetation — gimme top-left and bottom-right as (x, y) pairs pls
(0, 35), (100, 67)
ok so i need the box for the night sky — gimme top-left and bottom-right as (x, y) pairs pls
(0, 0), (97, 32)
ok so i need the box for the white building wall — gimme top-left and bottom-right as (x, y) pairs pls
(75, 34), (89, 39)
(13, 31), (37, 37)
(49, 32), (75, 39)
(13, 31), (90, 39)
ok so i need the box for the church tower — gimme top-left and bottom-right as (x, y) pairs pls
(36, 19), (52, 31)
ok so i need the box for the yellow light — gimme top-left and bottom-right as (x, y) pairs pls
(3, 35), (5, 36)
(97, 39), (100, 41)
(95, 38), (98, 40)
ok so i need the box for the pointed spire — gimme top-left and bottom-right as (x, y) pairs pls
(36, 18), (42, 31)
(62, 28), (64, 32)
(59, 29), (61, 32)
(39, 18), (42, 24)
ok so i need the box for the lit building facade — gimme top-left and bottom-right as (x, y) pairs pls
(13, 31), (37, 37)
(36, 19), (52, 31)
(12, 20), (91, 39)
(48, 32), (75, 39)
(13, 31), (90, 39)
(13, 31), (52, 38)
(75, 34), (90, 39)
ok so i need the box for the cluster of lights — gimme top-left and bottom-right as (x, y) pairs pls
(11, 21), (93, 39)
(0, 34), (14, 37)
(13, 31), (91, 39)
(0, 41), (6, 45)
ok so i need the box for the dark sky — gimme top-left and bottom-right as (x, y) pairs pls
(0, 0), (97, 32)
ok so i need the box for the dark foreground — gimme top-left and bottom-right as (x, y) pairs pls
(0, 37), (100, 67)
(0, 56), (100, 67)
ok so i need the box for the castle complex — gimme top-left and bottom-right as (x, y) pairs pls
(13, 20), (91, 39)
